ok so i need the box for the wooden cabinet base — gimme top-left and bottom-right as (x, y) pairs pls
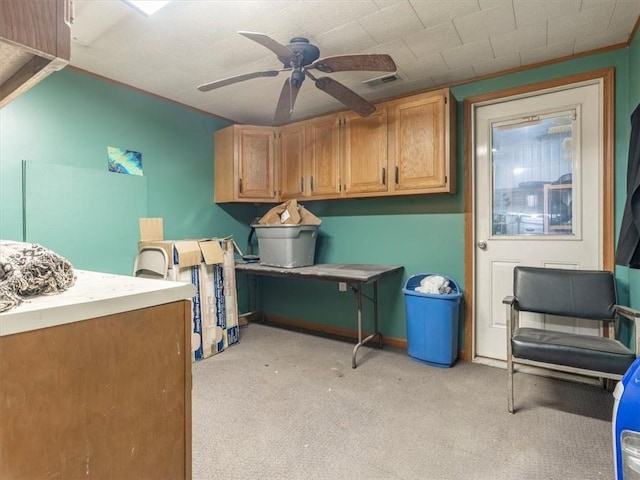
(0, 300), (192, 480)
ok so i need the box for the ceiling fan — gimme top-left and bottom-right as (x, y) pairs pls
(197, 31), (397, 125)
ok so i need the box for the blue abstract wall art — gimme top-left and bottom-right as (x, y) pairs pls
(107, 146), (143, 175)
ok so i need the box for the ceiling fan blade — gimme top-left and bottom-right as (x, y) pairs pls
(273, 77), (301, 125)
(238, 31), (297, 64)
(197, 69), (283, 92)
(310, 54), (396, 73)
(313, 77), (375, 117)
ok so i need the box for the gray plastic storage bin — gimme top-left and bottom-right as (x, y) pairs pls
(252, 224), (319, 268)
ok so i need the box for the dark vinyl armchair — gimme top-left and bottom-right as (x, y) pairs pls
(505, 266), (640, 413)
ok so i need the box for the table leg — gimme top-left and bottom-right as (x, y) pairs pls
(351, 281), (383, 369)
(352, 284), (362, 368)
(248, 275), (264, 322)
(374, 281), (382, 348)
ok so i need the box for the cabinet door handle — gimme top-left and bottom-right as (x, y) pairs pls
(311, 176), (314, 192)
(382, 167), (386, 185)
(239, 178), (243, 193)
(395, 166), (399, 184)
(300, 177), (304, 193)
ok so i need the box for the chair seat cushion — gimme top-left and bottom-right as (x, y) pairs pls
(511, 327), (635, 375)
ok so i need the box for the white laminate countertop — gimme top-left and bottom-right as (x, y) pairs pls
(0, 270), (196, 337)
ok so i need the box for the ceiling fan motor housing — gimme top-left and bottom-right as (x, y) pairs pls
(283, 37), (320, 67)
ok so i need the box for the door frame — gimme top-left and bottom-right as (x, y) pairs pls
(460, 67), (615, 362)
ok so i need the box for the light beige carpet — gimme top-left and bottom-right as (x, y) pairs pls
(192, 323), (614, 480)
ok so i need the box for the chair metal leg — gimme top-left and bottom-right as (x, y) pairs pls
(505, 302), (516, 414)
(507, 350), (514, 414)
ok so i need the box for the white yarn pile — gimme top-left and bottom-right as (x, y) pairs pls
(0, 242), (76, 313)
(415, 275), (453, 295)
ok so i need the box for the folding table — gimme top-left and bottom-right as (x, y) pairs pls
(235, 262), (403, 368)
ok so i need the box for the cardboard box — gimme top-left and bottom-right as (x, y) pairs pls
(198, 238), (239, 358)
(222, 238), (239, 348)
(139, 218), (203, 269)
(139, 217), (164, 240)
(138, 219), (239, 361)
(167, 254), (205, 360)
(258, 199), (321, 225)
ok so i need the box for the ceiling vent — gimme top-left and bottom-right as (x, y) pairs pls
(362, 73), (400, 88)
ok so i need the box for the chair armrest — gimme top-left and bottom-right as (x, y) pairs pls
(615, 305), (640, 319)
(616, 305), (640, 356)
(504, 296), (519, 343)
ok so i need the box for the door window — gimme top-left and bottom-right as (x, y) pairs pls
(491, 111), (576, 237)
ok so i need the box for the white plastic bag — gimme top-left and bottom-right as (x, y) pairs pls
(415, 275), (452, 294)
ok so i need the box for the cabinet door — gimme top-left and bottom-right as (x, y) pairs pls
(279, 124), (306, 199)
(237, 127), (277, 201)
(387, 90), (456, 194)
(342, 108), (388, 196)
(305, 114), (341, 198)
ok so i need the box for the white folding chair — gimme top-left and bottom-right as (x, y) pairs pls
(133, 246), (169, 279)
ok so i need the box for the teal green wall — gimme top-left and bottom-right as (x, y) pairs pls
(0, 69), (255, 274)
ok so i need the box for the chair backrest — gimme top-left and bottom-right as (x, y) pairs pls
(513, 266), (617, 320)
(133, 246), (169, 280)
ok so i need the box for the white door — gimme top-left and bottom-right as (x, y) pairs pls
(474, 82), (603, 362)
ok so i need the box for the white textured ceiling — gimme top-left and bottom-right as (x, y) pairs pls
(70, 0), (640, 125)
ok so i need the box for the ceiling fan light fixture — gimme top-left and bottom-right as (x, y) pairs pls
(123, 0), (171, 16)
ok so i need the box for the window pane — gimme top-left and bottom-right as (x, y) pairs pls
(491, 112), (574, 236)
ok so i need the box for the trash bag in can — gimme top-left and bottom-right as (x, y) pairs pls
(403, 273), (463, 368)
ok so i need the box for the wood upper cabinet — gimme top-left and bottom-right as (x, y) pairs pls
(0, 0), (71, 107)
(304, 113), (341, 198)
(279, 123), (306, 199)
(280, 114), (341, 200)
(214, 125), (278, 203)
(342, 107), (388, 197)
(386, 88), (457, 195)
(213, 88), (456, 203)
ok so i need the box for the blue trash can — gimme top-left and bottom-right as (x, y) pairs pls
(403, 273), (463, 368)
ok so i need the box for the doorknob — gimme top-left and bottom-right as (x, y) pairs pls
(477, 240), (487, 250)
